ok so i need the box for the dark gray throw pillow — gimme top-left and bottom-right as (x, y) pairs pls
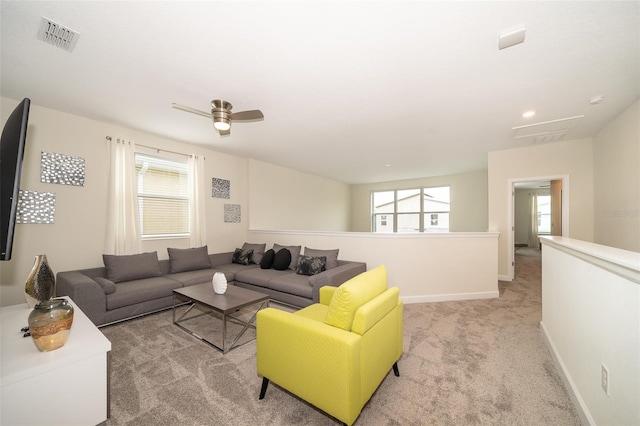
(102, 252), (162, 283)
(242, 242), (266, 264)
(295, 255), (327, 276)
(168, 246), (211, 273)
(260, 249), (275, 269)
(232, 248), (254, 265)
(272, 248), (291, 271)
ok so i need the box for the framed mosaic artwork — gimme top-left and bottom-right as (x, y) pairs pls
(41, 151), (85, 186)
(224, 204), (241, 223)
(16, 190), (56, 224)
(212, 178), (230, 199)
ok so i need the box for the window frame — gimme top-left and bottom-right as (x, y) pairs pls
(371, 186), (450, 233)
(134, 151), (190, 240)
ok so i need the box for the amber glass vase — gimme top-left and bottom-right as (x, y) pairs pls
(28, 298), (74, 352)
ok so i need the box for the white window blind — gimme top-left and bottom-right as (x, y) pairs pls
(135, 153), (189, 238)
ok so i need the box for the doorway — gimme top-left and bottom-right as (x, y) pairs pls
(507, 176), (568, 281)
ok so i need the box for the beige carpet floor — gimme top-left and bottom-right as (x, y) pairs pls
(102, 248), (581, 425)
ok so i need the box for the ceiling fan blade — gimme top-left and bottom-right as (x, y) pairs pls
(219, 128), (231, 136)
(171, 103), (212, 119)
(230, 110), (264, 121)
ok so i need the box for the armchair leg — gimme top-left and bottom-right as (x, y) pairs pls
(393, 362), (400, 377)
(259, 377), (270, 400)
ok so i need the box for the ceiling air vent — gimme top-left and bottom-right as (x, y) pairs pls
(512, 115), (583, 144)
(37, 17), (79, 52)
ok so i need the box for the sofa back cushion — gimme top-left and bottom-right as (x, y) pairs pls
(242, 242), (266, 264)
(168, 246), (211, 273)
(103, 251), (162, 283)
(304, 247), (339, 270)
(273, 244), (301, 270)
(324, 264), (387, 331)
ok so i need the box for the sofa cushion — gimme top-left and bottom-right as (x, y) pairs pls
(324, 265), (387, 331)
(273, 244), (301, 270)
(242, 242), (266, 264)
(167, 246), (211, 273)
(272, 248), (291, 271)
(103, 252), (162, 283)
(295, 255), (326, 276)
(304, 247), (339, 270)
(232, 248), (253, 265)
(267, 272), (314, 299)
(260, 249), (275, 269)
(166, 268), (217, 286)
(214, 263), (259, 282)
(235, 267), (295, 288)
(106, 276), (182, 310)
(94, 277), (116, 295)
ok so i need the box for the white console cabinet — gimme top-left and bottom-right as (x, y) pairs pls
(1, 297), (111, 426)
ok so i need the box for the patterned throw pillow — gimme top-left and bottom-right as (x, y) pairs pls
(232, 248), (254, 265)
(295, 255), (327, 276)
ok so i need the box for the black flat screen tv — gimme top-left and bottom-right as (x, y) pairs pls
(0, 98), (30, 261)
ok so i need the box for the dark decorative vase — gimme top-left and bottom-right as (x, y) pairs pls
(28, 298), (74, 352)
(24, 255), (55, 308)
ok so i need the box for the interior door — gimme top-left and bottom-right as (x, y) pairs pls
(550, 179), (562, 236)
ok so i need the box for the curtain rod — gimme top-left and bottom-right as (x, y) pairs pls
(105, 136), (200, 159)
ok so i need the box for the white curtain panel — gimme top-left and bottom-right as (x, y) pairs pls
(188, 154), (207, 247)
(528, 192), (539, 248)
(104, 139), (141, 255)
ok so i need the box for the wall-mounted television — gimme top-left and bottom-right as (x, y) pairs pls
(0, 98), (31, 261)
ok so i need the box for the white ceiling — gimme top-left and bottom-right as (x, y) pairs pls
(2, 1), (639, 185)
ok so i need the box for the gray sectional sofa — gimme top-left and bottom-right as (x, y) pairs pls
(56, 244), (366, 327)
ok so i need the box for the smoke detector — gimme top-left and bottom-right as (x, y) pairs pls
(37, 17), (79, 52)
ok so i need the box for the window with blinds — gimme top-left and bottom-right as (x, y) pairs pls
(135, 153), (189, 238)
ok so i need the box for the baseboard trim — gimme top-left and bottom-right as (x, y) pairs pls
(498, 274), (511, 281)
(401, 291), (499, 304)
(540, 320), (594, 426)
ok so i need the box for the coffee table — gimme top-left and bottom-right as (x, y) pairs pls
(172, 283), (269, 354)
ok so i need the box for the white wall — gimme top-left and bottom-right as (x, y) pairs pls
(351, 170), (488, 232)
(249, 229), (499, 302)
(540, 237), (640, 426)
(593, 100), (640, 252)
(488, 138), (594, 279)
(0, 98), (249, 306)
(248, 159), (351, 231)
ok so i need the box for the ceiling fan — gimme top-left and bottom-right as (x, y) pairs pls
(172, 100), (264, 136)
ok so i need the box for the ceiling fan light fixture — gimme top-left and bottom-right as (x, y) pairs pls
(213, 118), (231, 131)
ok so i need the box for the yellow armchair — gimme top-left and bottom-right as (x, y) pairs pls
(257, 265), (403, 425)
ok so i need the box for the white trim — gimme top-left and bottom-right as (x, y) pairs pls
(401, 291), (499, 304)
(540, 320), (595, 426)
(506, 175), (569, 280)
(249, 229), (500, 239)
(540, 236), (640, 285)
(498, 274), (511, 282)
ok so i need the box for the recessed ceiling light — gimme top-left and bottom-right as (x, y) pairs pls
(589, 96), (604, 105)
(522, 110), (536, 118)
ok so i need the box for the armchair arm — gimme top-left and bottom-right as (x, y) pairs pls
(308, 261), (366, 303)
(56, 271), (107, 326)
(257, 308), (361, 424)
(352, 287), (400, 335)
(319, 286), (337, 305)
